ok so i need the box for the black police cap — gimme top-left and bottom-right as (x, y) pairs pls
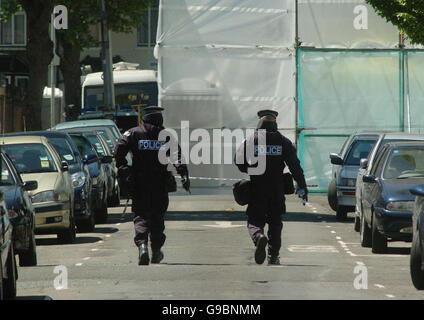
(257, 109), (278, 118)
(143, 106), (164, 115)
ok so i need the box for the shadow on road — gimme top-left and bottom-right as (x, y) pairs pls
(86, 226), (119, 234)
(386, 247), (411, 255)
(15, 296), (53, 300)
(104, 213), (134, 224)
(36, 236), (103, 246)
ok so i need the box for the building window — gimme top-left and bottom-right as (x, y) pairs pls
(0, 11), (26, 46)
(137, 3), (158, 47)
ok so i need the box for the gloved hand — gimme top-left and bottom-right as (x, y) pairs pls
(298, 188), (308, 204)
(117, 165), (134, 197)
(181, 175), (190, 193)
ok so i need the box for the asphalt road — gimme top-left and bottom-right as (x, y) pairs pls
(13, 188), (424, 300)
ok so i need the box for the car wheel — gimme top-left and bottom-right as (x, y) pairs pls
(410, 231), (424, 290)
(3, 244), (17, 300)
(19, 231), (37, 267)
(95, 189), (108, 224)
(354, 215), (360, 232)
(371, 212), (387, 254)
(78, 206), (96, 233)
(327, 179), (337, 211)
(360, 210), (372, 248)
(336, 206), (348, 221)
(58, 206), (76, 244)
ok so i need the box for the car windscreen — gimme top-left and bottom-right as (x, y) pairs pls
(344, 139), (377, 165)
(48, 137), (78, 164)
(84, 82), (158, 111)
(2, 143), (57, 174)
(383, 147), (424, 179)
(85, 135), (106, 156)
(0, 157), (16, 186)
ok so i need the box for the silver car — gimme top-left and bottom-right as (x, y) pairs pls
(328, 132), (381, 220)
(355, 133), (424, 237)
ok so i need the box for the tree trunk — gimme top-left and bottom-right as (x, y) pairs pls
(58, 34), (82, 121)
(20, 0), (54, 131)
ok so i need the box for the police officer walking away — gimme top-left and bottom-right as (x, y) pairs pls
(235, 109), (308, 265)
(114, 106), (190, 265)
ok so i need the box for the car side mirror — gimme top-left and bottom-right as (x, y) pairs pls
(330, 153), (343, 165)
(22, 180), (38, 191)
(83, 154), (97, 164)
(61, 161), (69, 172)
(360, 158), (368, 169)
(410, 185), (424, 197)
(101, 155), (113, 164)
(363, 174), (377, 183)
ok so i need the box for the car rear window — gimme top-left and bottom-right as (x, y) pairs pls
(384, 147), (424, 179)
(344, 139), (377, 165)
(48, 137), (77, 164)
(0, 157), (16, 186)
(3, 143), (57, 174)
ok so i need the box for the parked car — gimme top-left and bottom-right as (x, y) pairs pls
(360, 141), (424, 253)
(52, 119), (131, 165)
(5, 131), (96, 232)
(51, 119), (121, 145)
(68, 134), (109, 223)
(409, 184), (424, 290)
(0, 136), (76, 244)
(79, 132), (119, 207)
(356, 133), (424, 232)
(0, 152), (38, 266)
(328, 132), (380, 220)
(0, 190), (17, 300)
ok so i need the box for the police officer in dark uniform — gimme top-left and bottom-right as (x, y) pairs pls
(235, 109), (308, 265)
(114, 106), (190, 265)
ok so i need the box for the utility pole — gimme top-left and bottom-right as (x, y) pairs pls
(50, 12), (58, 128)
(100, 0), (115, 113)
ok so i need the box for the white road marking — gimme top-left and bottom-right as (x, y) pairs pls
(106, 235), (111, 238)
(386, 294), (395, 298)
(356, 261), (365, 266)
(374, 284), (385, 289)
(331, 230), (336, 234)
(83, 257), (91, 261)
(91, 248), (99, 252)
(75, 263), (83, 266)
(98, 240), (104, 244)
(203, 221), (244, 228)
(288, 245), (339, 253)
(116, 223), (121, 226)
(336, 236), (341, 240)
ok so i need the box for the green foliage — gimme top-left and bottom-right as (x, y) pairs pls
(0, 0), (154, 50)
(366, 0), (424, 45)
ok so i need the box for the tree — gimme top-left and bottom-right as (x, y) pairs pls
(365, 0), (424, 45)
(56, 0), (153, 120)
(1, 0), (153, 128)
(1, 0), (56, 131)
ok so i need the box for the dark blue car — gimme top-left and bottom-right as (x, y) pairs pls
(409, 184), (424, 289)
(360, 142), (424, 254)
(69, 134), (109, 224)
(4, 131), (96, 232)
(0, 152), (38, 266)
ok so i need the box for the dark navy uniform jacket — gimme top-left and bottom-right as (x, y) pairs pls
(235, 122), (307, 190)
(114, 122), (188, 188)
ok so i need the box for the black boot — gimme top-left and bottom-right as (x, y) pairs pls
(267, 249), (280, 265)
(254, 235), (268, 265)
(151, 250), (164, 264)
(138, 244), (149, 265)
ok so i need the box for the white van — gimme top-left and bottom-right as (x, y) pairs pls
(81, 63), (158, 132)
